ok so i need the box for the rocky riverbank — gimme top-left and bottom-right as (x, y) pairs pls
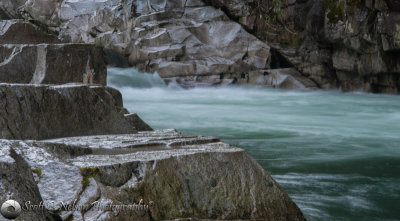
(205, 0), (400, 93)
(1, 0), (399, 93)
(0, 9), (305, 221)
(0, 0), (317, 90)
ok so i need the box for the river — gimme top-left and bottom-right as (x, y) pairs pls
(108, 67), (400, 221)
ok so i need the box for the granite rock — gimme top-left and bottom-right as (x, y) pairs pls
(209, 0), (400, 93)
(0, 0), (272, 87)
(25, 129), (305, 221)
(0, 84), (135, 140)
(0, 140), (57, 221)
(0, 44), (107, 85)
(0, 19), (60, 44)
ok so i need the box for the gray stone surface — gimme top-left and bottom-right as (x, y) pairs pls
(0, 140), (57, 221)
(31, 129), (305, 221)
(0, 84), (135, 140)
(245, 68), (319, 89)
(2, 0), (400, 92)
(208, 0), (400, 93)
(0, 44), (107, 85)
(0, 19), (61, 44)
(164, 67), (318, 89)
(125, 113), (153, 131)
(1, 130), (305, 220)
(0, 0), (271, 87)
(13, 141), (83, 211)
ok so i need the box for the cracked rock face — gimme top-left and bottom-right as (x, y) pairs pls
(0, 130), (305, 221)
(0, 0), (271, 87)
(0, 20), (107, 85)
(0, 19), (61, 44)
(0, 43), (107, 85)
(209, 0), (400, 93)
(0, 84), (136, 140)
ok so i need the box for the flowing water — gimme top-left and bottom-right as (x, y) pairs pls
(108, 68), (400, 221)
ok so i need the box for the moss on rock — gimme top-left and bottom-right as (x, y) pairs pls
(79, 167), (101, 188)
(325, 0), (345, 24)
(31, 168), (42, 184)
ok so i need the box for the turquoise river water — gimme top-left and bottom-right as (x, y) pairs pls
(108, 68), (400, 221)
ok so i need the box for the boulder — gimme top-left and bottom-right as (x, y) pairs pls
(0, 84), (136, 140)
(0, 140), (57, 221)
(0, 44), (107, 85)
(15, 129), (305, 221)
(11, 140), (83, 213)
(0, 20), (61, 44)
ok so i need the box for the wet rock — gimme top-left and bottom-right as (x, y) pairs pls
(0, 20), (60, 44)
(0, 0), (271, 86)
(0, 44), (106, 85)
(202, 0), (254, 29)
(0, 140), (57, 221)
(0, 84), (135, 140)
(208, 0), (400, 93)
(164, 68), (318, 90)
(125, 113), (153, 131)
(245, 68), (318, 89)
(12, 141), (83, 212)
(32, 129), (306, 221)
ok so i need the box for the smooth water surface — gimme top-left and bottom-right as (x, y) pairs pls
(108, 68), (400, 221)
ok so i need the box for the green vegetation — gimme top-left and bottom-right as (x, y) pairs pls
(324, 0), (361, 24)
(31, 168), (42, 184)
(324, 0), (345, 23)
(251, 0), (298, 35)
(253, 0), (285, 23)
(79, 167), (101, 188)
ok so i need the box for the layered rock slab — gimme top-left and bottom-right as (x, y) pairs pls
(0, 140), (57, 221)
(0, 19), (61, 44)
(25, 129), (305, 221)
(0, 44), (106, 85)
(0, 84), (135, 140)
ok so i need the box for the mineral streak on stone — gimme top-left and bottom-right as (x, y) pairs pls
(0, 44), (106, 85)
(0, 84), (136, 140)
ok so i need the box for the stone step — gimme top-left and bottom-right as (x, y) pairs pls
(0, 20), (60, 44)
(0, 44), (106, 85)
(0, 84), (140, 140)
(9, 129), (305, 220)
